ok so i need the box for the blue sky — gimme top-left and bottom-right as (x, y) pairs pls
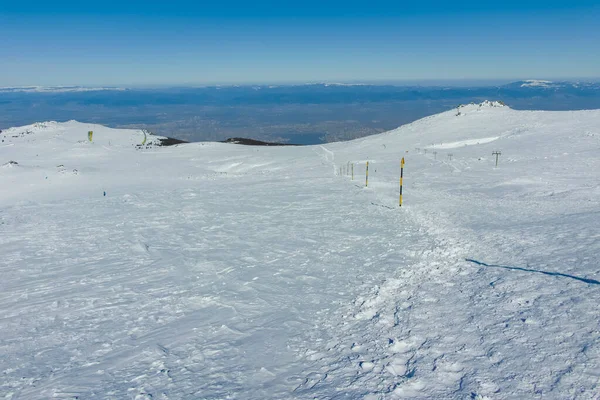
(1, 0), (599, 86)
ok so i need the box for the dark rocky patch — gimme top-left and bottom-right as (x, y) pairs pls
(158, 137), (188, 146)
(135, 136), (189, 150)
(221, 137), (301, 146)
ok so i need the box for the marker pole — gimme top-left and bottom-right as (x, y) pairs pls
(399, 157), (405, 207)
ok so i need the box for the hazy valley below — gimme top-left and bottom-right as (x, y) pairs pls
(2, 80), (600, 144)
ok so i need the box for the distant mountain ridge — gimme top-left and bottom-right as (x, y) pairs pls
(502, 80), (600, 91)
(0, 86), (128, 93)
(2, 80), (600, 93)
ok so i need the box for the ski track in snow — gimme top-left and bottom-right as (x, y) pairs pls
(1, 106), (600, 399)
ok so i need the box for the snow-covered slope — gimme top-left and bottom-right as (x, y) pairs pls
(1, 105), (599, 399)
(0, 121), (169, 205)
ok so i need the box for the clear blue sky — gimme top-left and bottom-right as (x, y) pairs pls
(1, 0), (599, 86)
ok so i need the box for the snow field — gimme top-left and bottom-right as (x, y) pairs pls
(1, 103), (600, 398)
(310, 104), (600, 398)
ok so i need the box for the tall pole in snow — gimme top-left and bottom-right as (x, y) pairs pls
(351, 163), (354, 180)
(492, 151), (501, 167)
(365, 161), (369, 187)
(399, 158), (405, 207)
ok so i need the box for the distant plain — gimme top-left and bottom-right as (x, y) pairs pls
(2, 80), (600, 143)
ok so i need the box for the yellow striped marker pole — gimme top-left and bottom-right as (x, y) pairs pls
(88, 131), (93, 142)
(365, 161), (369, 187)
(399, 157), (405, 207)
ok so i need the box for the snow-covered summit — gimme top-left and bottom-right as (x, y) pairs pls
(456, 100), (506, 110)
(450, 100), (506, 117)
(478, 99), (505, 107)
(520, 79), (554, 88)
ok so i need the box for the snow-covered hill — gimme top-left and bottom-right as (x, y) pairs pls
(1, 104), (599, 399)
(504, 80), (600, 91)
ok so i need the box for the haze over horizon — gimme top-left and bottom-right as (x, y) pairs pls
(3, 78), (600, 90)
(2, 0), (599, 86)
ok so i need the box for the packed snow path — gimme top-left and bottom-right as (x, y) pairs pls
(1, 106), (600, 399)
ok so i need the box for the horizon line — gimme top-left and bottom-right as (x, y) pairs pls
(3, 77), (600, 91)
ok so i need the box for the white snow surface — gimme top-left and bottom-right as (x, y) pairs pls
(520, 80), (555, 88)
(1, 104), (600, 399)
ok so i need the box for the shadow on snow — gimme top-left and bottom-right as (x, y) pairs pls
(465, 259), (600, 286)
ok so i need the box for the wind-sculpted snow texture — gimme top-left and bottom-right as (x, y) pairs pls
(1, 105), (599, 399)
